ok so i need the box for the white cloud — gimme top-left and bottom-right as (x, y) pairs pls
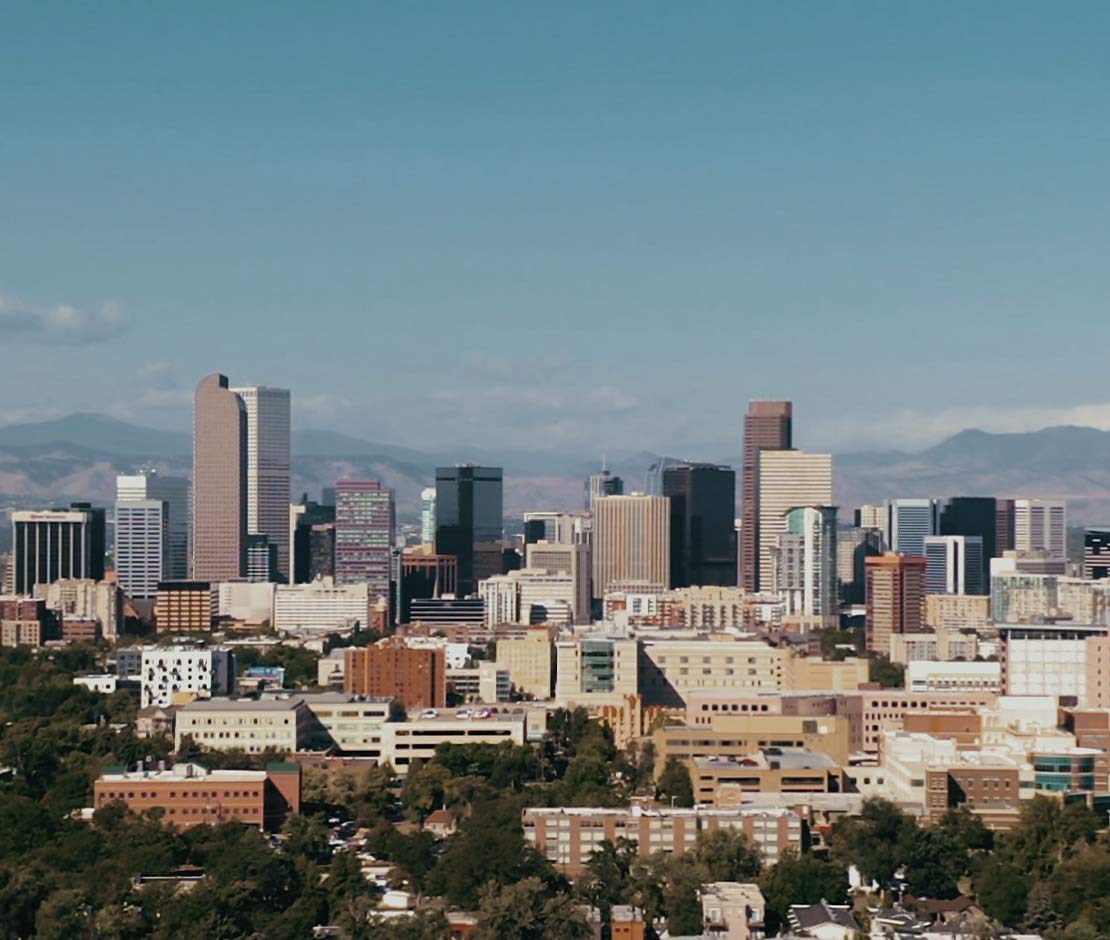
(812, 402), (1110, 453)
(0, 294), (129, 345)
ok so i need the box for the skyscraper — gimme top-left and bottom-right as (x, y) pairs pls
(435, 466), (503, 596)
(192, 373), (247, 582)
(586, 468), (624, 511)
(420, 487), (436, 544)
(924, 535), (984, 595)
(11, 503), (106, 594)
(884, 499), (941, 557)
(837, 526), (883, 605)
(1014, 499), (1067, 568)
(592, 493), (670, 597)
(334, 480), (395, 606)
(865, 553), (926, 654)
(663, 463), (737, 587)
(231, 386), (291, 581)
(769, 506), (838, 618)
(117, 470), (190, 580)
(1084, 526), (1110, 580)
(756, 450), (832, 593)
(940, 497), (1001, 562)
(289, 495), (336, 583)
(114, 500), (167, 600)
(740, 400), (792, 591)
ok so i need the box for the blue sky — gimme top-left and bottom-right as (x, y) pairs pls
(3, 3), (1110, 456)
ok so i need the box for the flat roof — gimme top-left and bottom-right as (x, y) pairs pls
(98, 764), (267, 783)
(179, 696), (305, 712)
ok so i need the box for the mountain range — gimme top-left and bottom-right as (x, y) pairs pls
(2, 414), (1110, 526)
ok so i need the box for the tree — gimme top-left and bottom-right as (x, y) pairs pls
(905, 827), (964, 899)
(868, 657), (904, 689)
(655, 756), (694, 808)
(282, 813), (333, 865)
(974, 859), (1029, 927)
(34, 889), (93, 940)
(760, 849), (849, 935)
(475, 876), (591, 940)
(689, 828), (762, 882)
(829, 798), (915, 887)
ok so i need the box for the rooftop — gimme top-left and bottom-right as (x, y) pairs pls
(98, 762), (267, 783)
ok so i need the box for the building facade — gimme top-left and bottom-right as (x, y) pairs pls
(230, 386), (291, 581)
(344, 641), (446, 709)
(756, 451), (832, 593)
(11, 504), (106, 595)
(864, 554), (926, 654)
(924, 535), (984, 596)
(192, 373), (247, 582)
(663, 463), (737, 588)
(435, 466), (504, 596)
(117, 470), (190, 581)
(335, 480), (395, 605)
(741, 400), (793, 592)
(593, 494), (670, 598)
(884, 499), (940, 557)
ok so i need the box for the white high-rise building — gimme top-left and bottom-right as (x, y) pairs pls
(117, 470), (190, 580)
(756, 451), (832, 593)
(140, 646), (234, 708)
(115, 500), (168, 600)
(231, 386), (291, 581)
(769, 506), (838, 618)
(1014, 499), (1067, 567)
(884, 499), (941, 557)
(420, 487), (436, 544)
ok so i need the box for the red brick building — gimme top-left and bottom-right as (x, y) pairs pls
(93, 761), (300, 830)
(344, 640), (446, 709)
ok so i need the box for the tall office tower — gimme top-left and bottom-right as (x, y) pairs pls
(740, 400), (793, 591)
(230, 386), (291, 581)
(884, 499), (941, 557)
(837, 526), (883, 605)
(334, 480), (395, 605)
(663, 463), (737, 588)
(924, 535), (984, 595)
(941, 497), (1002, 562)
(11, 503), (106, 595)
(526, 540), (591, 622)
(1084, 526), (1110, 580)
(245, 534), (276, 582)
(289, 496), (336, 583)
(756, 450), (832, 592)
(420, 487), (436, 544)
(1014, 499), (1067, 565)
(586, 468), (624, 511)
(592, 493), (670, 597)
(435, 466), (504, 596)
(114, 500), (168, 600)
(864, 553), (927, 654)
(855, 505), (886, 532)
(117, 470), (190, 579)
(192, 373), (247, 582)
(770, 506), (838, 617)
(996, 499), (1016, 556)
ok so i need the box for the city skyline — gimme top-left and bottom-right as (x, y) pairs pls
(5, 5), (1110, 454)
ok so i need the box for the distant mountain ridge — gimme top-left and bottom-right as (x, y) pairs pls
(4, 414), (1110, 522)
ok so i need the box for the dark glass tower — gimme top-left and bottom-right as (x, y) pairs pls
(663, 463), (738, 588)
(940, 497), (999, 561)
(434, 466), (503, 596)
(740, 401), (792, 591)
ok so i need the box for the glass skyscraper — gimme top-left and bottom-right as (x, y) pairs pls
(435, 465), (503, 596)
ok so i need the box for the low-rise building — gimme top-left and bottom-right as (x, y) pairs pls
(654, 714), (853, 767)
(889, 624), (980, 664)
(906, 660), (1001, 693)
(523, 805), (803, 877)
(156, 581), (215, 632)
(274, 577), (369, 634)
(691, 750), (844, 806)
(93, 761), (300, 829)
(174, 696), (323, 753)
(495, 626), (556, 699)
(382, 712), (527, 774)
(924, 594), (991, 632)
(700, 882), (766, 940)
(140, 646), (234, 708)
(298, 692), (393, 757)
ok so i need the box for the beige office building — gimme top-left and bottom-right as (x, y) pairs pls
(756, 451), (832, 592)
(526, 541), (591, 622)
(192, 374), (247, 581)
(496, 626), (556, 698)
(593, 494), (670, 597)
(925, 593), (991, 631)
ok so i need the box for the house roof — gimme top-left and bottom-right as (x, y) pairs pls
(789, 901), (860, 932)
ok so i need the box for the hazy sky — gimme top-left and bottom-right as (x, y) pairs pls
(4, 3), (1110, 457)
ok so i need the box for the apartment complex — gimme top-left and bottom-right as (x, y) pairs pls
(344, 641), (446, 709)
(864, 554), (926, 653)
